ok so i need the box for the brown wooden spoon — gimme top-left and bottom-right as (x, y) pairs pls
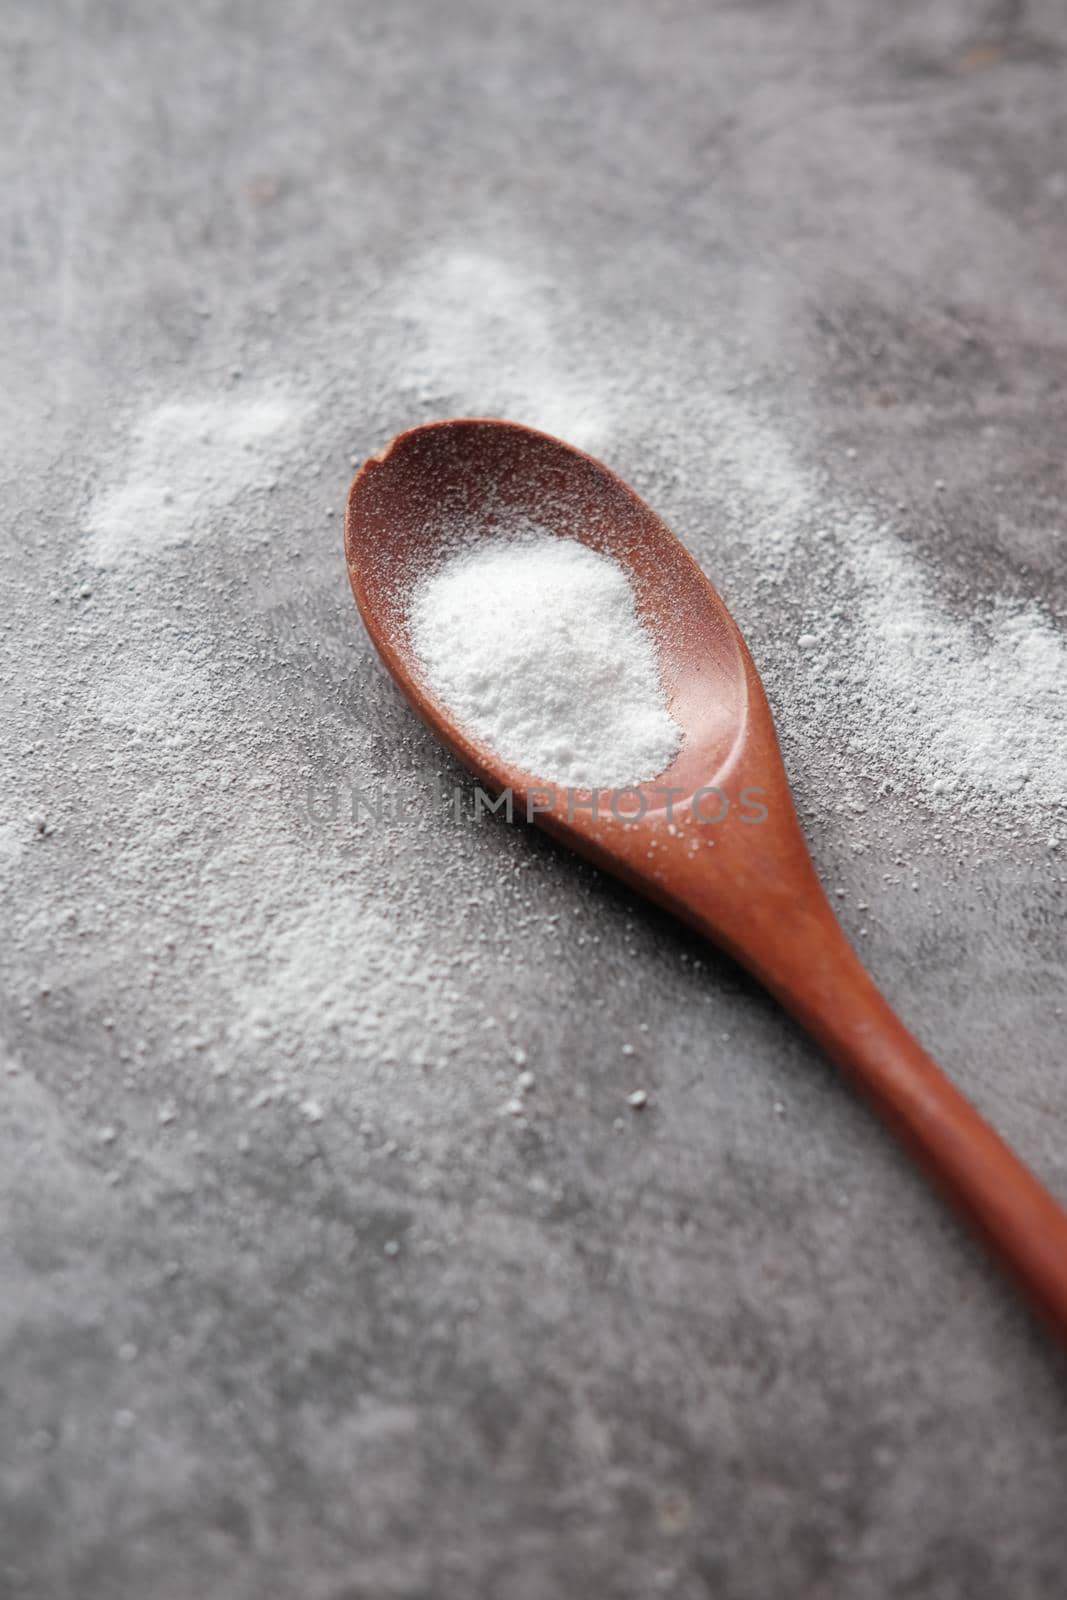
(345, 417), (1067, 1343)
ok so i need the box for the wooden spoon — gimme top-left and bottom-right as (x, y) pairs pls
(345, 417), (1067, 1342)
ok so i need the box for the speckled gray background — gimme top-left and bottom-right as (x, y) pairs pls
(2, 3), (1066, 1598)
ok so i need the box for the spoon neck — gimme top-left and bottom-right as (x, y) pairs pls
(693, 858), (1067, 1341)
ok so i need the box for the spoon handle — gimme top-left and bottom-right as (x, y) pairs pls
(749, 895), (1067, 1340)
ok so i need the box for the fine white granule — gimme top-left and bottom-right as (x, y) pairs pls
(408, 530), (683, 789)
(86, 393), (304, 567)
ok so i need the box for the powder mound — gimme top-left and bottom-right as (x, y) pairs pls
(408, 531), (682, 790)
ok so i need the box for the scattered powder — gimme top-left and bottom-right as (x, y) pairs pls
(86, 393), (304, 567)
(758, 502), (1067, 817)
(408, 530), (683, 789)
(4, 238), (1065, 1184)
(223, 897), (462, 1078)
(389, 250), (609, 450)
(0, 820), (24, 862)
(847, 523), (1067, 813)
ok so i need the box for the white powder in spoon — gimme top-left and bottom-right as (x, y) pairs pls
(408, 529), (682, 789)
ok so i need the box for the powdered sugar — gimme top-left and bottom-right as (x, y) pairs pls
(87, 393), (305, 567)
(847, 521), (1066, 812)
(750, 498), (1067, 821)
(408, 530), (682, 789)
(389, 251), (609, 451)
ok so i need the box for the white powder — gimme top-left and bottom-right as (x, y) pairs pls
(389, 251), (609, 451)
(845, 520), (1067, 813)
(750, 498), (1067, 821)
(86, 393), (305, 567)
(408, 530), (682, 789)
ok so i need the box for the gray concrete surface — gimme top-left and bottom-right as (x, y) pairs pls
(2, 2), (1067, 1597)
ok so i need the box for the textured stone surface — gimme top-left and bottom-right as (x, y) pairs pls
(2, 3), (1066, 1597)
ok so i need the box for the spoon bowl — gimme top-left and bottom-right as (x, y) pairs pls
(347, 417), (1067, 1342)
(347, 417), (749, 805)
